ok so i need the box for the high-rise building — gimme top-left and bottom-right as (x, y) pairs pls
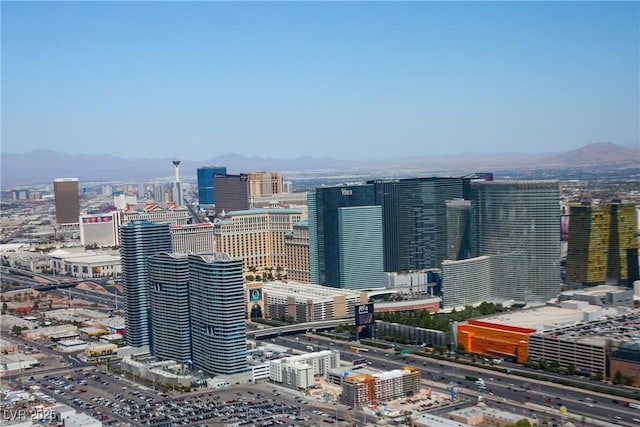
(214, 208), (306, 273)
(337, 206), (384, 289)
(189, 253), (247, 376)
(248, 171), (283, 197)
(148, 252), (191, 363)
(171, 223), (216, 253)
(441, 256), (492, 307)
(284, 220), (310, 283)
(54, 178), (80, 225)
(371, 177), (466, 272)
(197, 166), (227, 206)
(446, 199), (472, 261)
(172, 157), (184, 205)
(469, 180), (560, 303)
(566, 203), (639, 286)
(119, 220), (172, 348)
(80, 213), (118, 247)
(214, 174), (249, 215)
(308, 184), (382, 288)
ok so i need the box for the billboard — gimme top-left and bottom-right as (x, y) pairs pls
(82, 215), (113, 224)
(248, 288), (263, 302)
(355, 303), (374, 327)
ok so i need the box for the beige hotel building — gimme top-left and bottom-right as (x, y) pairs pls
(214, 207), (307, 273)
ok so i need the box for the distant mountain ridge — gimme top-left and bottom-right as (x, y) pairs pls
(1, 142), (637, 187)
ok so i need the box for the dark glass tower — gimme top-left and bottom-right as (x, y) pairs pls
(308, 184), (378, 287)
(372, 177), (467, 272)
(214, 174), (249, 215)
(197, 166), (227, 206)
(119, 220), (172, 348)
(54, 178), (80, 225)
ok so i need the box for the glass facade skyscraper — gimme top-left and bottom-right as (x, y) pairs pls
(214, 174), (250, 214)
(54, 178), (80, 225)
(337, 206), (384, 289)
(308, 185), (378, 288)
(119, 219), (172, 348)
(148, 252), (191, 363)
(189, 253), (247, 376)
(566, 203), (639, 286)
(470, 180), (560, 303)
(372, 177), (466, 272)
(197, 166), (227, 206)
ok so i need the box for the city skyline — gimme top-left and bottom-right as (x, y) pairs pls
(2, 1), (638, 160)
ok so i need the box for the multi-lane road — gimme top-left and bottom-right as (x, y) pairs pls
(269, 334), (640, 426)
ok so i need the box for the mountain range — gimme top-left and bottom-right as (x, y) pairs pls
(1, 142), (637, 187)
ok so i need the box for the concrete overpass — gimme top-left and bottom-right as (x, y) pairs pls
(247, 318), (354, 339)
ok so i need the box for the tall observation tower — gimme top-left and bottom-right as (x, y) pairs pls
(172, 156), (184, 204)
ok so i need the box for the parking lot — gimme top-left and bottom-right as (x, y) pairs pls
(29, 370), (352, 427)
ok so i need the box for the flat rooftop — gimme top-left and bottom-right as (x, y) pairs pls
(533, 311), (640, 347)
(475, 304), (620, 331)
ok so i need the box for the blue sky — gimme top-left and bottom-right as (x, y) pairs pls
(2, 1), (638, 160)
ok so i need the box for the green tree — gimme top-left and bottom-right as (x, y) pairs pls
(613, 370), (623, 385)
(1, 302), (7, 314)
(566, 363), (576, 376)
(12, 325), (27, 336)
(538, 358), (548, 371)
(593, 369), (604, 381)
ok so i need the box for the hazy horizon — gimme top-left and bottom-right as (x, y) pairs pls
(2, 2), (638, 161)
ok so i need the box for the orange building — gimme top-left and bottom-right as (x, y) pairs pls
(457, 319), (536, 364)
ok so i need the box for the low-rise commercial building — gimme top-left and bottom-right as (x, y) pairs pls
(50, 250), (121, 278)
(447, 405), (539, 427)
(269, 350), (340, 389)
(528, 311), (640, 380)
(610, 339), (640, 385)
(57, 339), (87, 352)
(457, 302), (625, 364)
(0, 353), (39, 372)
(261, 281), (367, 322)
(0, 339), (18, 355)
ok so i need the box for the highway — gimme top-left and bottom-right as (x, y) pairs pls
(268, 334), (640, 426)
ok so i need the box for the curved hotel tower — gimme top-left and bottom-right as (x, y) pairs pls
(119, 220), (172, 348)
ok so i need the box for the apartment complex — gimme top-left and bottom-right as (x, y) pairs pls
(269, 350), (341, 390)
(189, 253), (248, 376)
(119, 220), (173, 348)
(148, 252), (191, 363)
(339, 367), (420, 408)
